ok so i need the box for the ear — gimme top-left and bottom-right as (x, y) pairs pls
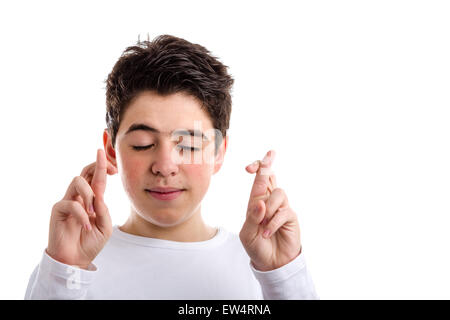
(103, 129), (118, 174)
(212, 135), (229, 175)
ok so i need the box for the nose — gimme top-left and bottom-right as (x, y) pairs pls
(151, 141), (180, 177)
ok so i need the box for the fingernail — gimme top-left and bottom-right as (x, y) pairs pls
(263, 229), (270, 238)
(85, 223), (92, 232)
(90, 204), (94, 214)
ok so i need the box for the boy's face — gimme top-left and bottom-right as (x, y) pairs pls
(103, 90), (227, 227)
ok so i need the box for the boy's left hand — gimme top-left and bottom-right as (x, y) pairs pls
(239, 150), (302, 271)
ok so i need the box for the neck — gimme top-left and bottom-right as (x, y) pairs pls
(119, 207), (217, 242)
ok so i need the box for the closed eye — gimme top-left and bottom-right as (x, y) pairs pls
(132, 144), (200, 152)
(132, 144), (155, 151)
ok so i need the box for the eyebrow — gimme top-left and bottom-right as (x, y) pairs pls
(125, 123), (209, 141)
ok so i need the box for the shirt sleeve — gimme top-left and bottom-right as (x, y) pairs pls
(24, 249), (98, 300)
(249, 251), (319, 300)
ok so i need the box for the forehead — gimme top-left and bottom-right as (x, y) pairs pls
(118, 91), (214, 135)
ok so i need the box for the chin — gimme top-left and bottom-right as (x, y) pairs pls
(139, 209), (188, 228)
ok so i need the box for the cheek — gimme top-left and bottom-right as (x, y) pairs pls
(184, 164), (213, 190)
(118, 156), (147, 193)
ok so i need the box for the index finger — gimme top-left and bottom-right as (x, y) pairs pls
(248, 150), (276, 199)
(91, 149), (107, 200)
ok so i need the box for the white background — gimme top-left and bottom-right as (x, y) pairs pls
(0, 0), (449, 299)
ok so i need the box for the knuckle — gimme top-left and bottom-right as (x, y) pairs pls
(238, 231), (244, 243)
(68, 200), (83, 212)
(274, 187), (289, 204)
(76, 176), (93, 194)
(72, 175), (85, 187)
(273, 187), (285, 196)
(79, 175), (90, 185)
(238, 229), (247, 243)
(51, 201), (60, 212)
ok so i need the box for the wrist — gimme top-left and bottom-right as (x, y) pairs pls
(252, 246), (302, 272)
(251, 261), (274, 272)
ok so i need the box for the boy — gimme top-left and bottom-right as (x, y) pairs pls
(25, 34), (318, 299)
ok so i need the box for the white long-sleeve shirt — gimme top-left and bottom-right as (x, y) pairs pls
(25, 225), (318, 300)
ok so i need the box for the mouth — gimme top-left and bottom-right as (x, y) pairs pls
(145, 188), (186, 201)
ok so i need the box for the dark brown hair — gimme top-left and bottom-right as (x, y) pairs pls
(105, 34), (234, 154)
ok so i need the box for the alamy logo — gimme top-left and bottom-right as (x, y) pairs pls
(169, 120), (222, 165)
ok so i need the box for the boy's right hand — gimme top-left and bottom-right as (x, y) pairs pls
(46, 149), (116, 269)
